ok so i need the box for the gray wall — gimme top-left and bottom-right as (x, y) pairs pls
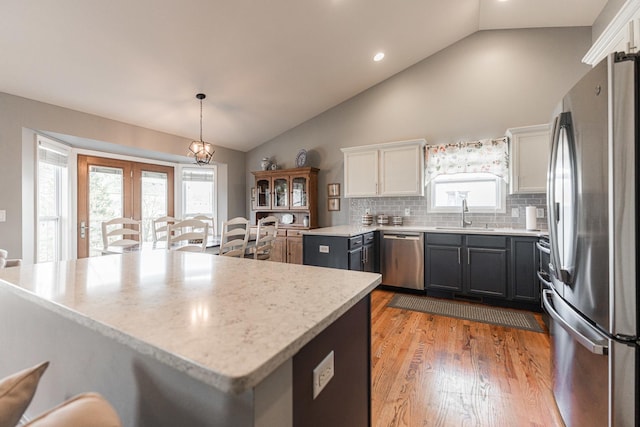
(246, 27), (592, 227)
(592, 0), (627, 42)
(0, 93), (246, 259)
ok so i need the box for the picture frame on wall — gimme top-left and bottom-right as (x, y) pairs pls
(328, 197), (340, 211)
(328, 183), (340, 197)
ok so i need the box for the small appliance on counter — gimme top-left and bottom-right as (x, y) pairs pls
(361, 214), (373, 226)
(391, 216), (403, 226)
(377, 214), (389, 225)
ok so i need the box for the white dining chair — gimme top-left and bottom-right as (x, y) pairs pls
(152, 216), (176, 242)
(250, 216), (279, 260)
(166, 219), (209, 252)
(101, 217), (141, 254)
(219, 217), (250, 257)
(189, 214), (216, 237)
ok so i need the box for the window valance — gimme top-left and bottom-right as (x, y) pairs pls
(425, 137), (509, 184)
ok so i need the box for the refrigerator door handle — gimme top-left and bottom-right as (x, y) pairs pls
(542, 289), (608, 355)
(547, 115), (563, 281)
(547, 112), (578, 284)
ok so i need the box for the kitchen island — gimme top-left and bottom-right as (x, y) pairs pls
(0, 251), (381, 426)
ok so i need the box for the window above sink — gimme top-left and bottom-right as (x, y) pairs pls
(427, 172), (506, 214)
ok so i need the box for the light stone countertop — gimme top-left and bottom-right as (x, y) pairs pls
(0, 251), (381, 394)
(302, 224), (548, 238)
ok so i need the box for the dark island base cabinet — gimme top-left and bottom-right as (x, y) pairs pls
(293, 295), (371, 427)
(425, 233), (541, 311)
(303, 232), (378, 273)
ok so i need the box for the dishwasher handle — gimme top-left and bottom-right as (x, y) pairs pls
(383, 233), (422, 241)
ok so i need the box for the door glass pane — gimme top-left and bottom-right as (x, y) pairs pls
(89, 166), (123, 256)
(141, 171), (168, 242)
(273, 178), (288, 208)
(291, 177), (307, 207)
(37, 162), (59, 262)
(256, 178), (270, 208)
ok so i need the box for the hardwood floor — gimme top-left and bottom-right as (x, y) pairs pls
(370, 289), (564, 427)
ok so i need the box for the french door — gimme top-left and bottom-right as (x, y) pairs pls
(77, 155), (174, 258)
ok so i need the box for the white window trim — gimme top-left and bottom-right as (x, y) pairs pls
(427, 174), (507, 214)
(36, 135), (72, 262)
(177, 164), (218, 230)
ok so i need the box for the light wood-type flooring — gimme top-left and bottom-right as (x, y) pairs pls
(370, 289), (564, 427)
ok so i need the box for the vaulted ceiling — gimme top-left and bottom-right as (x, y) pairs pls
(0, 0), (606, 152)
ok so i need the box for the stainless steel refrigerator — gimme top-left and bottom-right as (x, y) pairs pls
(545, 52), (639, 427)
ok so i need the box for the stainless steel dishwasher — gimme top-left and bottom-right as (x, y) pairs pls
(381, 231), (424, 290)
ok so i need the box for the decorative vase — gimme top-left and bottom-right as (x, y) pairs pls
(260, 157), (271, 171)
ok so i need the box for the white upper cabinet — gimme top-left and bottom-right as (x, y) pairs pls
(343, 149), (379, 197)
(342, 139), (426, 198)
(583, 1), (640, 66)
(507, 124), (550, 194)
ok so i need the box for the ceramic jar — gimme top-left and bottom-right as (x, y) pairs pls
(260, 157), (271, 170)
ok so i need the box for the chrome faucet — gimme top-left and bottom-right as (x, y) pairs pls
(461, 199), (472, 228)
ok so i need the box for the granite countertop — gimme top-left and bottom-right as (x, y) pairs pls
(0, 251), (381, 394)
(303, 224), (548, 238)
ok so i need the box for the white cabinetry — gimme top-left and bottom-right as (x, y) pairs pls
(342, 139), (425, 198)
(583, 1), (640, 66)
(507, 124), (550, 194)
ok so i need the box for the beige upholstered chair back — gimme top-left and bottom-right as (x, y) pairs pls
(101, 218), (141, 252)
(166, 219), (209, 252)
(253, 216), (279, 260)
(219, 217), (250, 257)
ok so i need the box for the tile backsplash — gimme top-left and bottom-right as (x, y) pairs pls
(349, 194), (548, 230)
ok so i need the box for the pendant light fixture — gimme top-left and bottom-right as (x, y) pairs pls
(188, 93), (215, 165)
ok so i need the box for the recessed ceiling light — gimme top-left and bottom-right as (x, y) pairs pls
(373, 52), (385, 62)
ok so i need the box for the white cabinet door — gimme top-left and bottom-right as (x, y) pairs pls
(508, 124), (550, 194)
(344, 149), (378, 197)
(379, 144), (424, 196)
(342, 139), (425, 198)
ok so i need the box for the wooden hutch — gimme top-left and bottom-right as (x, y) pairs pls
(251, 167), (319, 264)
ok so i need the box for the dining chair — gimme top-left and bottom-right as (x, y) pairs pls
(250, 216), (279, 260)
(166, 219), (209, 252)
(152, 216), (176, 242)
(101, 217), (141, 254)
(219, 217), (250, 257)
(190, 214), (216, 237)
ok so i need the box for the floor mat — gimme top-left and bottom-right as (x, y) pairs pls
(387, 294), (544, 333)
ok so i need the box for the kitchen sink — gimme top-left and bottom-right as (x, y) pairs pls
(434, 226), (494, 231)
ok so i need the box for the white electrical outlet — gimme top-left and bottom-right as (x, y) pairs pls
(312, 351), (334, 399)
(404, 208), (411, 216)
(0, 210), (6, 222)
(536, 208), (545, 218)
(511, 208), (519, 218)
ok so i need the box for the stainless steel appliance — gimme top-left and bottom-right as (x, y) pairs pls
(381, 231), (424, 290)
(545, 52), (639, 427)
(536, 237), (552, 328)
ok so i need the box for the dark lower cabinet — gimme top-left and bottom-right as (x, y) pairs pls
(362, 232), (376, 273)
(425, 233), (463, 291)
(293, 295), (371, 427)
(510, 237), (539, 303)
(466, 235), (508, 297)
(426, 233), (539, 309)
(303, 232), (378, 272)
